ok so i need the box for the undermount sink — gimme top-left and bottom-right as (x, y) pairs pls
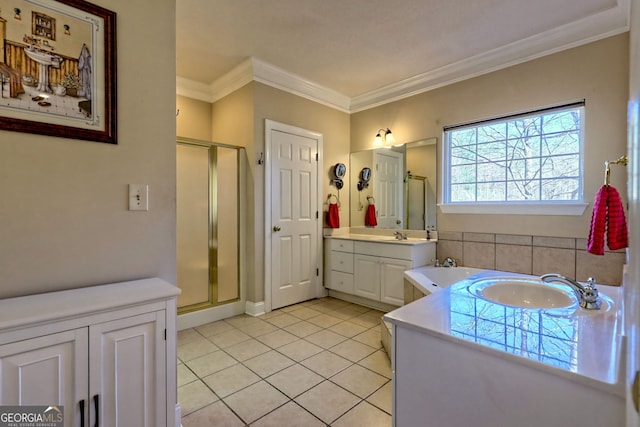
(469, 277), (576, 309)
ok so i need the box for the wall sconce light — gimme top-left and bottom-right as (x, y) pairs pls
(64, 25), (71, 35)
(374, 128), (397, 147)
(14, 8), (21, 20)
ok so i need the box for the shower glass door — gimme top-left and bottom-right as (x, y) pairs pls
(176, 140), (241, 313)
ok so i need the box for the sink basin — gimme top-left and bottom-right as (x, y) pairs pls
(469, 277), (576, 309)
(24, 47), (63, 66)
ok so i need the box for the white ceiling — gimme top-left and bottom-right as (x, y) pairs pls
(176, 0), (629, 112)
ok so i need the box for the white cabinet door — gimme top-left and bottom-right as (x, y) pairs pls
(354, 254), (381, 300)
(90, 311), (166, 427)
(380, 258), (412, 306)
(0, 329), (88, 427)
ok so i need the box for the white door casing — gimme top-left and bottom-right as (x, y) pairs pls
(265, 120), (323, 311)
(374, 150), (404, 229)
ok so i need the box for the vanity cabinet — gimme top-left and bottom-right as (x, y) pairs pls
(0, 278), (180, 427)
(325, 237), (434, 307)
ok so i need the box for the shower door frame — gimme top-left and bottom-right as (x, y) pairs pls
(176, 138), (242, 315)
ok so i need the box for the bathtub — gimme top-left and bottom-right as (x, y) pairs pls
(404, 266), (486, 296)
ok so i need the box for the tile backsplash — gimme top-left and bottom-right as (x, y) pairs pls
(436, 231), (626, 286)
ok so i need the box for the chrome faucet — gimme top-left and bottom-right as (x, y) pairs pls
(442, 257), (457, 267)
(540, 274), (601, 309)
(393, 231), (408, 240)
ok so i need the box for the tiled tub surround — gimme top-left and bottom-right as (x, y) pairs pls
(436, 231), (626, 286)
(385, 270), (625, 427)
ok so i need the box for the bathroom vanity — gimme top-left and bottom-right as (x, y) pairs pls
(385, 269), (625, 427)
(324, 232), (435, 309)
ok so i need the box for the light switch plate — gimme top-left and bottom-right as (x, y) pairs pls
(129, 184), (149, 211)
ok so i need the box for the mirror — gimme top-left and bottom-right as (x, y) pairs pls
(350, 138), (437, 230)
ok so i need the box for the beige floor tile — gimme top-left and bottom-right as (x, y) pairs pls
(251, 401), (325, 427)
(304, 329), (348, 349)
(283, 320), (323, 337)
(181, 401), (244, 427)
(203, 363), (261, 398)
(178, 380), (219, 416)
(307, 313), (343, 328)
(294, 380), (360, 424)
(266, 363), (324, 398)
(238, 320), (279, 338)
(358, 350), (392, 378)
(208, 329), (251, 348)
(331, 339), (378, 362)
(243, 350), (295, 378)
(195, 320), (235, 337)
(177, 363), (198, 387)
(223, 381), (289, 424)
(224, 338), (271, 361)
(332, 401), (392, 427)
(331, 364), (388, 398)
(300, 350), (353, 378)
(186, 350), (238, 378)
(366, 381), (392, 415)
(256, 329), (299, 349)
(264, 313), (301, 328)
(225, 315), (262, 329)
(277, 339), (323, 362)
(329, 320), (368, 337)
(177, 336), (218, 362)
(353, 328), (383, 349)
(351, 313), (384, 328)
(288, 306), (322, 320)
(177, 328), (202, 346)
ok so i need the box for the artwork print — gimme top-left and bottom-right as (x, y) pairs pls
(0, 0), (116, 143)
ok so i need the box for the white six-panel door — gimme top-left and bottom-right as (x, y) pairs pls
(266, 120), (321, 310)
(374, 150), (404, 229)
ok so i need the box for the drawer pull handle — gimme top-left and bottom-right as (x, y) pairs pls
(93, 395), (99, 427)
(79, 399), (85, 427)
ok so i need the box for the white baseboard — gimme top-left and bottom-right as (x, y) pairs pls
(175, 403), (181, 427)
(245, 300), (266, 317)
(177, 300), (245, 330)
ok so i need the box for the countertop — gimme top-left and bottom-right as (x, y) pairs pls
(384, 269), (624, 393)
(325, 233), (436, 245)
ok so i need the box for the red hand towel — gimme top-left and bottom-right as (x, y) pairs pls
(587, 185), (628, 255)
(327, 203), (340, 228)
(365, 204), (377, 227)
(606, 186), (628, 250)
(587, 186), (607, 255)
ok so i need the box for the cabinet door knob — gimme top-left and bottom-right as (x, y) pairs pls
(273, 225), (281, 232)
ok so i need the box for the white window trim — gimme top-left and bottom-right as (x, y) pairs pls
(438, 202), (588, 215)
(441, 102), (586, 215)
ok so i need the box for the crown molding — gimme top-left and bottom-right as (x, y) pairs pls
(350, 0), (630, 112)
(251, 58), (351, 113)
(176, 0), (630, 113)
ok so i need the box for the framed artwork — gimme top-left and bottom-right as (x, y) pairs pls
(0, 0), (117, 144)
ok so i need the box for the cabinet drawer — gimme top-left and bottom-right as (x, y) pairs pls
(326, 270), (354, 294)
(328, 251), (354, 273)
(326, 239), (355, 253)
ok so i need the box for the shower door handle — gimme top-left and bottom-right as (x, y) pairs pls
(273, 225), (281, 232)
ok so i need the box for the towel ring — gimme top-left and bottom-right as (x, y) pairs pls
(327, 193), (340, 205)
(604, 155), (628, 186)
(367, 195), (375, 204)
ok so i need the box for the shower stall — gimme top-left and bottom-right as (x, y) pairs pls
(176, 138), (243, 316)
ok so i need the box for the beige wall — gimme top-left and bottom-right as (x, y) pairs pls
(351, 34), (629, 238)
(1, 0), (177, 298)
(177, 95), (212, 141)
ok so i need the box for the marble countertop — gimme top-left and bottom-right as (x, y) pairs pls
(325, 233), (436, 245)
(384, 269), (624, 393)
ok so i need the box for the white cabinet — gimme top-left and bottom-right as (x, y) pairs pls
(0, 278), (179, 427)
(325, 237), (434, 307)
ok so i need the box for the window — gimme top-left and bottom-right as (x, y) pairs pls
(442, 102), (587, 215)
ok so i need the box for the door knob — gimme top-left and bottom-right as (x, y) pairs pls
(273, 225), (281, 232)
